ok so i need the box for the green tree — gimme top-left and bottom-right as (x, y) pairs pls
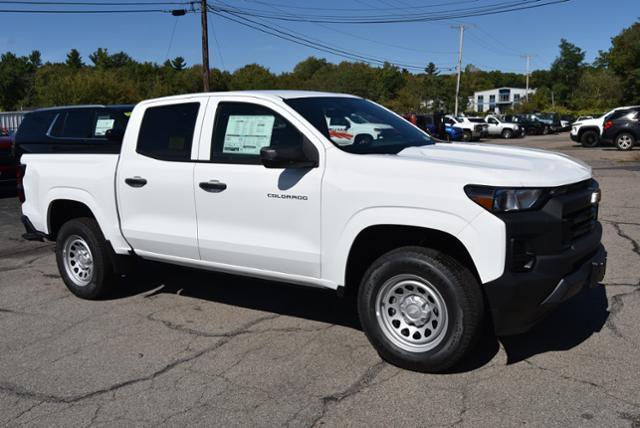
(229, 64), (276, 90)
(171, 56), (186, 71)
(66, 49), (84, 69)
(0, 52), (35, 109)
(28, 50), (42, 68)
(597, 20), (640, 103)
(548, 39), (586, 107)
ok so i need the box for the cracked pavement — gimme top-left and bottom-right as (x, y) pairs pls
(1, 134), (640, 427)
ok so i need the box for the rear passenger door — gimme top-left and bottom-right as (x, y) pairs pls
(117, 98), (208, 260)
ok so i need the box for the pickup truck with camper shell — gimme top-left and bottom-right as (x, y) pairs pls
(481, 115), (522, 139)
(571, 106), (640, 148)
(19, 90), (607, 372)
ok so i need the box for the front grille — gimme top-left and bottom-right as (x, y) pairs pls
(559, 179), (598, 244)
(565, 205), (597, 241)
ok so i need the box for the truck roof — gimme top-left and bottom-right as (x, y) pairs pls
(137, 90), (360, 106)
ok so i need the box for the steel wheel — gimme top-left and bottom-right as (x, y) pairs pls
(375, 274), (449, 353)
(62, 234), (94, 287)
(617, 134), (634, 150)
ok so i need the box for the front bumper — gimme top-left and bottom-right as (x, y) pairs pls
(483, 180), (605, 335)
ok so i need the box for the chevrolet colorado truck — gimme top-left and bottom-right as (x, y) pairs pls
(19, 91), (606, 373)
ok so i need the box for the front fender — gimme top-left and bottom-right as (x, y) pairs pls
(323, 206), (504, 287)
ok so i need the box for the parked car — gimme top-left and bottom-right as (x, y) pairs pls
(570, 105), (640, 148)
(503, 114), (545, 135)
(14, 104), (134, 159)
(403, 113), (464, 141)
(0, 131), (17, 186)
(600, 107), (640, 151)
(483, 115), (522, 139)
(444, 115), (487, 141)
(524, 113), (557, 134)
(20, 90), (606, 373)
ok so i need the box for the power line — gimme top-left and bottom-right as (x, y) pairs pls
(0, 1), (190, 4)
(209, 0), (570, 24)
(0, 8), (182, 12)
(210, 6), (449, 71)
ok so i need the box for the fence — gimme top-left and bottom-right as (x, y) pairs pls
(0, 111), (29, 133)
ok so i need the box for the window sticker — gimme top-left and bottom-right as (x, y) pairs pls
(94, 116), (115, 136)
(223, 115), (275, 155)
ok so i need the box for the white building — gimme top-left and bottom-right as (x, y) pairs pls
(469, 87), (536, 113)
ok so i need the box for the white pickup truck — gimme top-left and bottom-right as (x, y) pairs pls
(19, 91), (606, 372)
(483, 115), (522, 139)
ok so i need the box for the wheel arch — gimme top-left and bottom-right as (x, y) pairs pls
(342, 224), (481, 298)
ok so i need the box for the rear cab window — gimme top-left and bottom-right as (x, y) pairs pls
(136, 103), (200, 161)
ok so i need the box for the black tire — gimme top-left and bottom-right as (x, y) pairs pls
(580, 130), (599, 148)
(542, 126), (550, 135)
(501, 129), (514, 139)
(461, 130), (472, 142)
(615, 132), (636, 151)
(55, 217), (116, 300)
(357, 246), (484, 373)
(354, 134), (373, 146)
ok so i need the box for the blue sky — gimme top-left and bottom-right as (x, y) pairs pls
(1, 0), (638, 74)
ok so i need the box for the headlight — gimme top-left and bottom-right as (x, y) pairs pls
(464, 185), (546, 212)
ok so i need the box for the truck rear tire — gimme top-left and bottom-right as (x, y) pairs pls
(357, 246), (484, 373)
(55, 217), (116, 300)
(461, 130), (472, 142)
(502, 129), (513, 139)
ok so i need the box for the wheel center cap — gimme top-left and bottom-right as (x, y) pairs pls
(400, 295), (430, 326)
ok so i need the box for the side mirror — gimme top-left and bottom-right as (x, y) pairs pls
(105, 128), (124, 143)
(260, 145), (318, 169)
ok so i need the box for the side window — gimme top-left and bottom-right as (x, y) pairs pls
(92, 109), (130, 138)
(50, 110), (94, 139)
(212, 102), (304, 164)
(137, 103), (199, 161)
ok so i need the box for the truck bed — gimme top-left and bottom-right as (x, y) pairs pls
(21, 153), (131, 253)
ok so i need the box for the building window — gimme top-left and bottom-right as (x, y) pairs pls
(477, 95), (484, 112)
(498, 89), (510, 103)
(514, 94), (521, 103)
(489, 95), (496, 109)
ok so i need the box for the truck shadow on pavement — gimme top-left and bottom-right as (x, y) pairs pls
(115, 262), (609, 373)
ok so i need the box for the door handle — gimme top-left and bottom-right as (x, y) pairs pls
(125, 177), (147, 188)
(199, 180), (227, 193)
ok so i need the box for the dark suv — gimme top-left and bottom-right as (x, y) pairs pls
(601, 107), (640, 151)
(14, 104), (134, 159)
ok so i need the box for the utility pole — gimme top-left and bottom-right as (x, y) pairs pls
(200, 0), (211, 92)
(520, 54), (536, 102)
(451, 24), (470, 116)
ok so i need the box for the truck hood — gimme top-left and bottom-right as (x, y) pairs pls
(396, 142), (591, 187)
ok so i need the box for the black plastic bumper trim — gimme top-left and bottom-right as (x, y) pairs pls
(21, 215), (49, 242)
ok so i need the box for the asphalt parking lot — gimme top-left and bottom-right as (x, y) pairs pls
(1, 133), (639, 427)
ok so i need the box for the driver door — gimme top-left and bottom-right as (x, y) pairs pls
(193, 98), (323, 278)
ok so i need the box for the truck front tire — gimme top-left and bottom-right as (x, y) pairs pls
(357, 246), (484, 373)
(461, 130), (472, 142)
(501, 129), (513, 139)
(55, 217), (116, 300)
(580, 130), (599, 148)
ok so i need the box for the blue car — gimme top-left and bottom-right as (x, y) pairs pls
(403, 114), (464, 141)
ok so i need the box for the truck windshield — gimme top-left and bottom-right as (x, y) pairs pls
(285, 97), (434, 154)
